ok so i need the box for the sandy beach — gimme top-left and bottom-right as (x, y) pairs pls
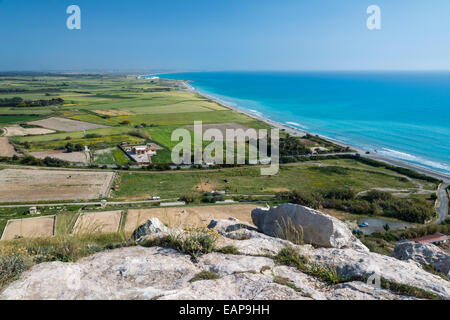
(178, 79), (450, 183)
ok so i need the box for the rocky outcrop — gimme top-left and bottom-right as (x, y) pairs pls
(1, 215), (449, 300)
(393, 242), (450, 279)
(131, 218), (170, 241)
(308, 247), (450, 299)
(252, 204), (368, 251)
(0, 246), (423, 300)
(209, 218), (307, 256)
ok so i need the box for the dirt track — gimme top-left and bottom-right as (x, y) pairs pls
(0, 137), (18, 157)
(0, 168), (115, 202)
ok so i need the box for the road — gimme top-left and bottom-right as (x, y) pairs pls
(436, 183), (449, 224)
(0, 199), (178, 209)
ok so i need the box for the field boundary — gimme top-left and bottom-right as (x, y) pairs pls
(0, 215), (56, 241)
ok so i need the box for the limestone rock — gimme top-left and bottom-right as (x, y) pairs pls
(325, 281), (417, 300)
(131, 218), (170, 241)
(308, 247), (450, 299)
(0, 247), (199, 300)
(252, 203), (368, 251)
(198, 252), (275, 275)
(207, 218), (257, 234)
(158, 272), (312, 300)
(393, 242), (450, 279)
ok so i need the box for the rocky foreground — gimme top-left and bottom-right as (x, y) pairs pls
(1, 204), (449, 300)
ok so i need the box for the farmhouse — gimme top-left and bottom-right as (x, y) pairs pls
(122, 143), (160, 164)
(408, 233), (448, 245)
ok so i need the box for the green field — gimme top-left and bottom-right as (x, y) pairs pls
(112, 161), (418, 200)
(1, 75), (263, 166)
(0, 115), (44, 124)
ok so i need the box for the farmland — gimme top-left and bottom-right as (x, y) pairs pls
(1, 75), (262, 166)
(112, 160), (421, 200)
(0, 74), (443, 240)
(0, 168), (115, 202)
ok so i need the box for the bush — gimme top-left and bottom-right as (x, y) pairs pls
(179, 192), (198, 204)
(323, 188), (355, 200)
(364, 190), (393, 201)
(275, 190), (323, 209)
(0, 255), (32, 288)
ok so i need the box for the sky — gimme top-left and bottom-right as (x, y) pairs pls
(0, 0), (450, 72)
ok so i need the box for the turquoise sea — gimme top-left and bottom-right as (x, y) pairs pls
(159, 72), (450, 175)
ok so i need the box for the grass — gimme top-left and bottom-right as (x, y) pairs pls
(275, 247), (343, 285)
(216, 245), (240, 255)
(273, 276), (303, 293)
(112, 164), (416, 200)
(139, 227), (219, 261)
(189, 270), (221, 283)
(17, 134), (144, 151)
(274, 247), (441, 299)
(0, 231), (134, 290)
(0, 115), (44, 124)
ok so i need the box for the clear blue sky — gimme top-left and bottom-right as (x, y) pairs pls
(1, 0), (450, 71)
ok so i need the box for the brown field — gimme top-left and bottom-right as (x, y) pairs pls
(124, 204), (260, 232)
(1, 216), (55, 241)
(72, 211), (123, 234)
(185, 122), (262, 141)
(4, 125), (55, 137)
(30, 150), (88, 163)
(0, 137), (18, 157)
(27, 117), (108, 132)
(0, 168), (115, 202)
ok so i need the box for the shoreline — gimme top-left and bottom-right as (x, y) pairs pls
(176, 78), (450, 183)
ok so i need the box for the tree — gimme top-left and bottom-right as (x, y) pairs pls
(65, 142), (74, 153)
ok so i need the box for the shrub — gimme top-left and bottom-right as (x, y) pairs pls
(275, 190), (323, 209)
(0, 254), (32, 288)
(364, 190), (393, 202)
(323, 188), (355, 200)
(179, 192), (198, 204)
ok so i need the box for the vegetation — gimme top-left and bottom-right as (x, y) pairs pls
(189, 271), (221, 283)
(216, 245), (240, 255)
(0, 97), (64, 108)
(140, 227), (219, 261)
(276, 187), (434, 223)
(0, 232), (133, 290)
(275, 247), (342, 285)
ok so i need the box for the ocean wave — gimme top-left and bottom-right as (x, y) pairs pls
(249, 109), (263, 117)
(286, 122), (308, 129)
(379, 148), (450, 172)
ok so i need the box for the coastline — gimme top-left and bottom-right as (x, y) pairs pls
(177, 79), (450, 183)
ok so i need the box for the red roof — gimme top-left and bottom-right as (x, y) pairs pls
(409, 233), (448, 243)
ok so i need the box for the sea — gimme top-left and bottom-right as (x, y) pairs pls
(157, 71), (450, 175)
